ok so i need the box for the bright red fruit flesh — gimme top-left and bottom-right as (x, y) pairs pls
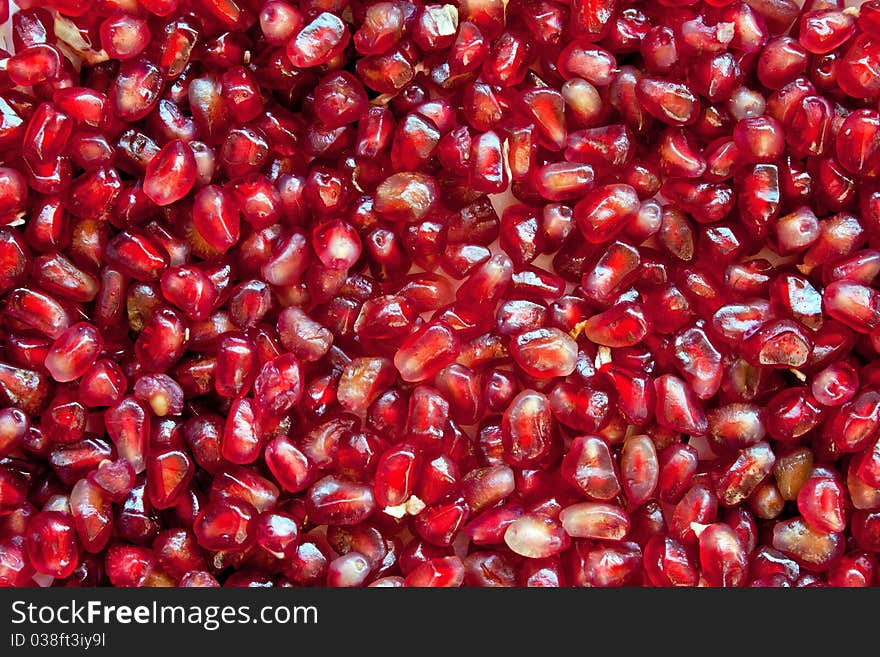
(0, 0), (879, 588)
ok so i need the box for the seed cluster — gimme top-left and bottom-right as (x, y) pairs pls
(1, 0), (880, 587)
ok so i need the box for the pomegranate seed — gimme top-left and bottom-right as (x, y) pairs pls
(659, 444), (699, 504)
(644, 534), (698, 587)
(111, 58), (164, 122)
(70, 478), (113, 554)
(193, 498), (257, 551)
(404, 556), (464, 587)
(655, 374), (708, 436)
(105, 231), (168, 282)
(620, 434), (659, 506)
(44, 323), (103, 383)
(824, 280), (880, 332)
(105, 397), (148, 474)
(798, 474), (846, 534)
(828, 551), (876, 587)
(26, 510), (78, 578)
(509, 328), (577, 379)
(89, 459), (135, 503)
(569, 540), (642, 587)
(560, 502), (629, 540)
(192, 185), (240, 253)
(699, 523), (748, 587)
(374, 443), (421, 509)
(8, 44), (62, 87)
(575, 183), (640, 244)
(561, 435), (620, 499)
(549, 380), (611, 431)
(100, 14), (151, 60)
(0, 408), (28, 459)
(221, 397), (261, 466)
(773, 516), (843, 572)
(394, 321), (460, 382)
(286, 12), (350, 68)
(504, 513), (569, 559)
(836, 109), (880, 178)
(306, 476), (376, 526)
(741, 319), (813, 368)
(714, 441), (777, 507)
(837, 33), (880, 98)
(338, 357), (396, 413)
(811, 363), (858, 407)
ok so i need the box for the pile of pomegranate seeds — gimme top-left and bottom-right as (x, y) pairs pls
(2, 0), (880, 589)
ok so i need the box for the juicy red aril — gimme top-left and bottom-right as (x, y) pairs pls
(561, 435), (620, 500)
(100, 14), (151, 60)
(26, 511), (79, 578)
(509, 328), (577, 379)
(374, 443), (421, 508)
(287, 12), (350, 68)
(504, 514), (570, 559)
(192, 185), (240, 253)
(44, 322), (103, 383)
(193, 498), (258, 551)
(306, 476), (376, 526)
(394, 322), (460, 383)
(699, 523), (748, 587)
(8, 44), (62, 87)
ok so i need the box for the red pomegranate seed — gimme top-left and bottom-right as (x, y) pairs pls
(70, 478), (113, 554)
(193, 498), (257, 551)
(798, 474), (846, 534)
(7, 44), (62, 87)
(26, 510), (79, 578)
(504, 513), (569, 559)
(105, 397), (148, 474)
(404, 556), (464, 587)
(0, 408), (28, 459)
(741, 319), (813, 368)
(714, 441), (776, 507)
(44, 322), (103, 383)
(501, 390), (555, 467)
(836, 109), (880, 178)
(559, 502), (629, 540)
(100, 14), (151, 60)
(644, 534), (698, 587)
(772, 516), (843, 572)
(658, 444), (699, 504)
(192, 185), (240, 253)
(146, 448), (194, 510)
(765, 388), (824, 444)
(837, 34), (880, 99)
(699, 523), (748, 587)
(394, 321), (460, 382)
(221, 397), (261, 466)
(620, 434), (659, 506)
(655, 374), (708, 436)
(811, 363), (858, 407)
(286, 12), (350, 68)
(574, 183), (640, 243)
(561, 435), (620, 499)
(374, 443), (421, 509)
(569, 540), (642, 587)
(306, 475), (376, 526)
(824, 280), (880, 332)
(110, 58), (164, 122)
(89, 459), (135, 503)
